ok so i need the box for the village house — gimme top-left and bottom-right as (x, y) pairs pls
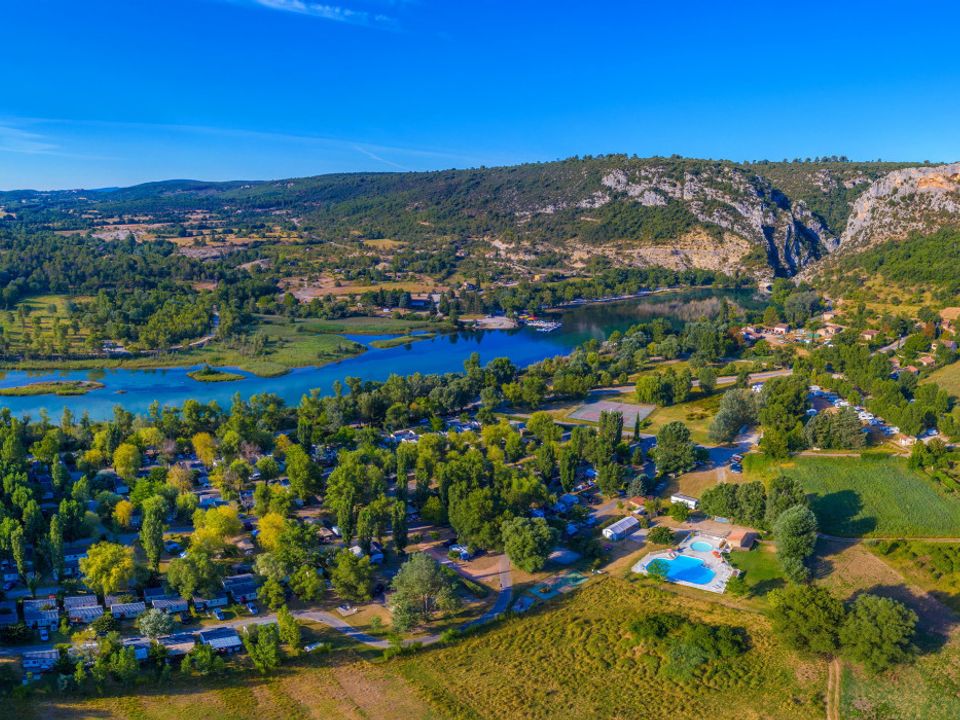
(772, 323), (790, 335)
(22, 598), (59, 629)
(158, 632), (198, 657)
(940, 307), (960, 333)
(222, 573), (259, 603)
(192, 593), (229, 611)
(919, 355), (936, 367)
(22, 649), (60, 673)
(861, 329), (881, 342)
(109, 600), (146, 620)
(670, 493), (700, 510)
(199, 626), (243, 654)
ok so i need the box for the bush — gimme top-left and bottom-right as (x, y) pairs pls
(647, 526), (675, 545)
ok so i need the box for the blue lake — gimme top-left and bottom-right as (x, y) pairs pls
(0, 289), (758, 420)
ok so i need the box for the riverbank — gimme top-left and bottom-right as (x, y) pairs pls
(0, 380), (104, 397)
(0, 315), (448, 378)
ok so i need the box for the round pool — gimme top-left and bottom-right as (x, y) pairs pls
(690, 540), (713, 552)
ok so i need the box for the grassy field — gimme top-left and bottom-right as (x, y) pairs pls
(395, 577), (825, 720)
(0, 294), (92, 355)
(840, 642), (960, 720)
(924, 362), (960, 398)
(641, 390), (721, 444)
(744, 454), (960, 537)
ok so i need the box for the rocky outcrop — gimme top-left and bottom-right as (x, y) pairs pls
(837, 163), (960, 251)
(588, 164), (838, 275)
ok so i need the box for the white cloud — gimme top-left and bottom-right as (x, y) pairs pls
(0, 124), (59, 155)
(245, 0), (399, 29)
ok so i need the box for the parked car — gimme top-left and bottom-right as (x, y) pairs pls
(39, 627), (49, 642)
(212, 608), (225, 621)
(730, 464), (742, 473)
(246, 603), (259, 615)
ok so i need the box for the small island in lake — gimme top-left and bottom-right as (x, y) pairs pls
(187, 365), (245, 383)
(0, 380), (105, 397)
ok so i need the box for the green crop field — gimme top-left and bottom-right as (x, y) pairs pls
(744, 454), (960, 537)
(924, 362), (960, 398)
(396, 577), (824, 720)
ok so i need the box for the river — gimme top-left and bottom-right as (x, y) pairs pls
(0, 289), (758, 420)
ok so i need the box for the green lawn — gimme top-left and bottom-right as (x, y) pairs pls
(728, 544), (787, 599)
(641, 390), (722, 444)
(745, 454), (960, 537)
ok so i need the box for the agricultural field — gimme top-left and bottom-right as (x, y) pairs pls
(924, 362), (960, 398)
(395, 577), (825, 720)
(744, 453), (960, 537)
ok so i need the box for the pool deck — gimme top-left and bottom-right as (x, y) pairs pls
(632, 532), (736, 594)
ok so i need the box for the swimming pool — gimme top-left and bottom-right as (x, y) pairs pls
(690, 540), (713, 552)
(648, 555), (716, 585)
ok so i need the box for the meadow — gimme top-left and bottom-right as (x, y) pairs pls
(395, 577), (825, 720)
(924, 362), (960, 399)
(744, 454), (960, 537)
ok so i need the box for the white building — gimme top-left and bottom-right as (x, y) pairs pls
(670, 493), (699, 510)
(602, 515), (640, 541)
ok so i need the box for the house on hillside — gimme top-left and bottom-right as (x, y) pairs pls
(861, 329), (881, 342)
(772, 323), (790, 335)
(919, 355), (936, 367)
(940, 307), (960, 333)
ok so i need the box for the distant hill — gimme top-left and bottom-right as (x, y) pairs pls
(3, 156), (959, 283)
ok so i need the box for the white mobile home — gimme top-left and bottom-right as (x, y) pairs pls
(602, 515), (640, 541)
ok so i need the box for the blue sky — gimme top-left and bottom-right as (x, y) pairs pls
(1, 0), (959, 189)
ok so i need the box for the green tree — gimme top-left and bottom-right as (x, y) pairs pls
(79, 542), (136, 596)
(285, 444), (320, 500)
(501, 516), (556, 572)
(390, 553), (460, 631)
(650, 422), (696, 476)
(765, 475), (807, 528)
(140, 495), (167, 571)
(840, 594), (917, 673)
(289, 565), (324, 602)
(137, 608), (175, 639)
(112, 442), (142, 482)
(769, 584), (845, 655)
(243, 623), (282, 674)
(329, 549), (373, 603)
(647, 526), (675, 545)
(259, 578), (287, 610)
(773, 505), (818, 582)
(277, 605), (303, 656)
(697, 366), (717, 396)
(668, 502), (691, 522)
(181, 643), (224, 676)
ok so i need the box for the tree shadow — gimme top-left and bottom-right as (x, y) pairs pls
(853, 582), (959, 654)
(810, 490), (876, 537)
